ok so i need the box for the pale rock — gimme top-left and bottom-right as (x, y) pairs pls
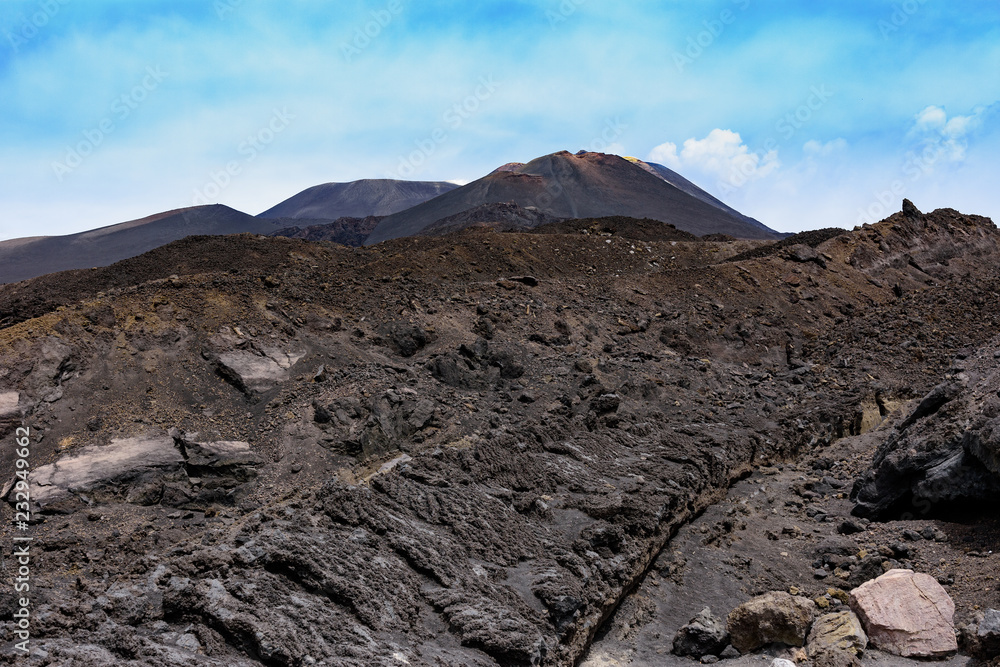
(217, 348), (305, 394)
(849, 569), (957, 657)
(30, 434), (184, 506)
(0, 391), (19, 420)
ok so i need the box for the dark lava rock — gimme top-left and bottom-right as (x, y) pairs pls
(847, 555), (886, 589)
(380, 322), (432, 358)
(978, 609), (1000, 658)
(590, 393), (621, 414)
(673, 607), (730, 658)
(837, 519), (866, 535)
(852, 360), (1000, 520)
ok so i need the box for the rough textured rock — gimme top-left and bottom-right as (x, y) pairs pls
(807, 611), (867, 667)
(172, 431), (263, 474)
(852, 350), (1000, 519)
(30, 434), (184, 507)
(216, 347), (304, 395)
(849, 569), (957, 657)
(726, 592), (817, 653)
(977, 608), (1000, 658)
(673, 607), (730, 657)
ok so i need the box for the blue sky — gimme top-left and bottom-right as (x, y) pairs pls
(1, 0), (998, 240)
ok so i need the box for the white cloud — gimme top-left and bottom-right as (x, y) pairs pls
(647, 141), (681, 169)
(803, 138), (847, 157)
(907, 105), (987, 162)
(647, 129), (779, 192)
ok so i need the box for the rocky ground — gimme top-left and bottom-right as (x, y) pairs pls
(0, 202), (998, 665)
(581, 406), (1000, 666)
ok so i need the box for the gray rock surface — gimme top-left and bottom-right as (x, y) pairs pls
(673, 607), (730, 657)
(216, 347), (304, 395)
(977, 609), (1000, 658)
(0, 391), (19, 420)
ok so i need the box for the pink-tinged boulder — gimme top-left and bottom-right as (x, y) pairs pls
(849, 569), (957, 658)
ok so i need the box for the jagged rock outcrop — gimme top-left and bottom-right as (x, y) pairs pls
(27, 434), (185, 508)
(851, 341), (1000, 519)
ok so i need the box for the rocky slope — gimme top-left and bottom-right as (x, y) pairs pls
(0, 201), (998, 665)
(268, 216), (384, 247)
(418, 202), (560, 237)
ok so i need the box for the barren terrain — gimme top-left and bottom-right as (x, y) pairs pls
(1, 202), (998, 665)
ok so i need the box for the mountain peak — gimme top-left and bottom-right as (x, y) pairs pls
(365, 150), (778, 244)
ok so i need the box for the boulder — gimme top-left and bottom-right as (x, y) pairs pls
(179, 437), (262, 469)
(673, 607), (730, 658)
(807, 611), (867, 667)
(848, 569), (957, 657)
(978, 608), (1000, 658)
(216, 347), (304, 395)
(787, 244), (819, 263)
(30, 434), (184, 507)
(379, 322), (431, 357)
(965, 415), (1000, 477)
(726, 592), (817, 653)
(846, 555), (886, 589)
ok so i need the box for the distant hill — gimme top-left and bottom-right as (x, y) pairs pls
(366, 151), (780, 245)
(259, 179), (459, 220)
(0, 205), (277, 284)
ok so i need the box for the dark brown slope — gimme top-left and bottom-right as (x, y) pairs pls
(366, 151), (781, 245)
(0, 205), (278, 284)
(258, 178), (459, 219)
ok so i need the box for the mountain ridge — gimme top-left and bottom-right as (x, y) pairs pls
(258, 178), (459, 219)
(0, 205), (278, 284)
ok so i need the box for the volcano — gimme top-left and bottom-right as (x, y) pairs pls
(365, 151), (780, 244)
